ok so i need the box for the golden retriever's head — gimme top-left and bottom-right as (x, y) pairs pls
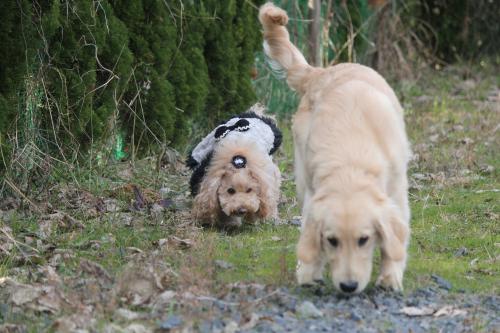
(192, 141), (280, 226)
(298, 187), (408, 294)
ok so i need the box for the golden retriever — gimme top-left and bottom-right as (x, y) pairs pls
(259, 3), (411, 293)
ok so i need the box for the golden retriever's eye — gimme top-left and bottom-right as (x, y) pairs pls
(358, 236), (369, 246)
(227, 188), (236, 195)
(327, 237), (339, 248)
(246, 188), (252, 193)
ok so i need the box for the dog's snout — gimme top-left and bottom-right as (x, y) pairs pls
(340, 281), (358, 293)
(236, 208), (248, 215)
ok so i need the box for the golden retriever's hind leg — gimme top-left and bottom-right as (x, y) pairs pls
(376, 254), (406, 291)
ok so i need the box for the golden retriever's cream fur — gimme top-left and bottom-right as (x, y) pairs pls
(259, 3), (411, 293)
(192, 138), (281, 228)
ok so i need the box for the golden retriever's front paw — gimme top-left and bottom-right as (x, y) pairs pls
(376, 270), (403, 291)
(259, 3), (289, 26)
(296, 261), (315, 285)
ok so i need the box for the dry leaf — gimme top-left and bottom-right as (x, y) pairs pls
(10, 284), (42, 306)
(0, 323), (27, 333)
(169, 236), (194, 249)
(434, 305), (467, 317)
(400, 306), (435, 316)
(79, 259), (113, 283)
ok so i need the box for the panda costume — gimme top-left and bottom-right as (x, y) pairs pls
(187, 104), (282, 196)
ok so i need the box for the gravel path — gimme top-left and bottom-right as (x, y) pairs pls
(162, 282), (499, 333)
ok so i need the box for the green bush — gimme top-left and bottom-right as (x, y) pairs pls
(418, 0), (500, 61)
(0, 0), (263, 172)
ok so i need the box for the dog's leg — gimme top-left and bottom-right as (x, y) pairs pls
(380, 171), (409, 291)
(376, 254), (406, 291)
(296, 209), (324, 285)
(292, 101), (312, 208)
(297, 256), (325, 285)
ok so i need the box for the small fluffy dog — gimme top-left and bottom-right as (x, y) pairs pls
(259, 3), (411, 293)
(188, 104), (282, 228)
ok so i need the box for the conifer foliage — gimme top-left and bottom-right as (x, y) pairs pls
(0, 0), (262, 166)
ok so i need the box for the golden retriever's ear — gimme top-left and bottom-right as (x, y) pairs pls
(376, 204), (409, 261)
(250, 164), (280, 219)
(192, 169), (225, 223)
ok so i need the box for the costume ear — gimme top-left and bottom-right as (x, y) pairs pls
(250, 162), (280, 219)
(375, 203), (409, 261)
(192, 169), (225, 224)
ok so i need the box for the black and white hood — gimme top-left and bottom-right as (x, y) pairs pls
(187, 104), (282, 195)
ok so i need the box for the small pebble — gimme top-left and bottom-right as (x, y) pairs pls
(454, 246), (468, 257)
(296, 301), (323, 318)
(159, 315), (182, 330)
(289, 216), (302, 226)
(215, 260), (233, 270)
(350, 311), (362, 322)
(431, 274), (452, 290)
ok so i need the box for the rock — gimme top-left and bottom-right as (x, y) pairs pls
(412, 173), (429, 181)
(104, 199), (121, 212)
(296, 301), (323, 318)
(223, 321), (238, 333)
(479, 164), (494, 174)
(454, 247), (468, 257)
(198, 321), (213, 333)
(159, 187), (171, 196)
(159, 315), (183, 330)
(215, 260), (233, 270)
(115, 213), (133, 226)
(458, 79), (476, 91)
(431, 274), (452, 290)
(150, 203), (165, 215)
(289, 216), (302, 226)
(115, 308), (141, 321)
(103, 324), (125, 333)
(429, 134), (440, 143)
(123, 323), (153, 333)
(350, 311), (362, 322)
(123, 323), (151, 333)
(459, 137), (474, 145)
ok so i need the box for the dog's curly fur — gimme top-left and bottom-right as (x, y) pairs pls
(192, 138), (281, 228)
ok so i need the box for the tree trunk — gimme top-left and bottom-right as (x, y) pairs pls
(308, 0), (322, 66)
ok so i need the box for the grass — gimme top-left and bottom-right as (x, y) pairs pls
(0, 62), (499, 330)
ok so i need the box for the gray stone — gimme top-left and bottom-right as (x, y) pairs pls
(431, 274), (452, 290)
(350, 311), (362, 322)
(215, 260), (233, 270)
(296, 301), (323, 318)
(159, 315), (182, 330)
(453, 246), (468, 257)
(289, 216), (302, 226)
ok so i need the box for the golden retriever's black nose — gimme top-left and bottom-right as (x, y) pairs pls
(340, 281), (358, 293)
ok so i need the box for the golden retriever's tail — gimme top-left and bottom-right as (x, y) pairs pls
(259, 3), (315, 94)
